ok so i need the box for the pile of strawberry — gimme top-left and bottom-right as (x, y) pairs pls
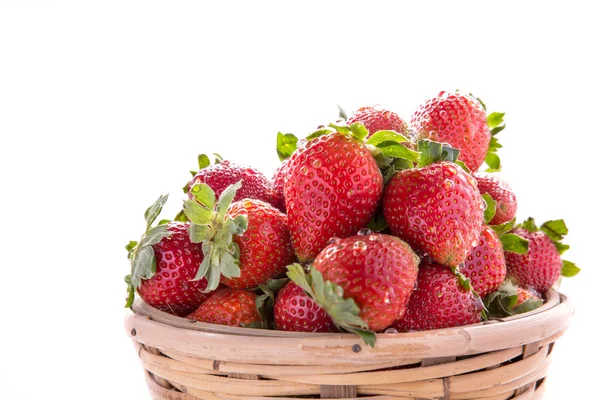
(124, 91), (579, 346)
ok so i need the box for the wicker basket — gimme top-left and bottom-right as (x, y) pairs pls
(124, 289), (573, 400)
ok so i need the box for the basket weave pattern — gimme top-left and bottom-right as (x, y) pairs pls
(125, 290), (572, 400)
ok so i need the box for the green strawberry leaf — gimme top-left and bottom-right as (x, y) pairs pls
(306, 127), (334, 140)
(499, 233), (529, 254)
(521, 217), (538, 232)
(186, 181), (245, 291)
(513, 297), (543, 315)
(540, 220), (569, 242)
(189, 183), (216, 210)
(488, 136), (503, 152)
(376, 142), (420, 162)
(484, 280), (519, 318)
(286, 264), (376, 347)
(130, 246), (156, 288)
(490, 125), (505, 136)
(482, 193), (497, 224)
(144, 194), (169, 231)
(561, 260), (581, 277)
(417, 139), (460, 168)
(173, 209), (189, 222)
(455, 160), (471, 173)
(554, 242), (570, 255)
(124, 274), (135, 308)
(367, 213), (388, 232)
(197, 154), (211, 170)
(125, 241), (138, 260)
(183, 198), (215, 225)
(366, 130), (411, 146)
(141, 225), (172, 247)
(487, 112), (505, 129)
(277, 132), (299, 161)
(484, 152), (501, 172)
(490, 218), (516, 235)
(256, 277), (290, 330)
(337, 104), (348, 121)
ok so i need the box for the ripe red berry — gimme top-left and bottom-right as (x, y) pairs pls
(474, 173), (517, 225)
(137, 222), (213, 316)
(313, 233), (420, 331)
(459, 225), (506, 297)
(393, 263), (482, 331)
(187, 288), (261, 327)
(274, 281), (336, 332)
(347, 106), (408, 137)
(382, 161), (484, 267)
(411, 92), (490, 171)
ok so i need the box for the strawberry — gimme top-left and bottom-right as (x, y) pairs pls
(187, 288), (261, 327)
(382, 161), (484, 267)
(505, 218), (579, 293)
(475, 173), (517, 225)
(183, 181), (295, 291)
(459, 225), (506, 297)
(484, 280), (543, 318)
(271, 158), (291, 212)
(222, 199), (296, 289)
(284, 129), (384, 261)
(346, 106), (409, 137)
(187, 159), (277, 207)
(124, 195), (215, 316)
(411, 91), (491, 171)
(311, 232), (420, 331)
(393, 263), (483, 331)
(274, 281), (336, 332)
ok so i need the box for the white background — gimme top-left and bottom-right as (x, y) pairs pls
(1, 1), (598, 398)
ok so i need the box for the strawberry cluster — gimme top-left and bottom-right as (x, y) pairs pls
(125, 91), (579, 346)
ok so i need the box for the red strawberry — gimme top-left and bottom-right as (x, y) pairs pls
(474, 173), (517, 225)
(183, 182), (295, 292)
(188, 160), (277, 207)
(187, 288), (261, 327)
(136, 222), (213, 316)
(411, 91), (490, 171)
(505, 218), (579, 293)
(271, 158), (291, 212)
(382, 161), (484, 267)
(393, 263), (482, 331)
(274, 281), (336, 332)
(459, 225), (506, 297)
(516, 286), (541, 306)
(284, 131), (383, 261)
(347, 106), (409, 137)
(505, 228), (562, 293)
(125, 195), (217, 316)
(223, 199), (296, 289)
(312, 233), (420, 331)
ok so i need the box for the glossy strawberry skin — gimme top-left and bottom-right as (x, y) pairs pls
(186, 288), (260, 327)
(516, 286), (541, 306)
(271, 158), (291, 212)
(474, 173), (517, 225)
(284, 132), (384, 261)
(459, 225), (506, 297)
(138, 222), (212, 316)
(393, 263), (482, 331)
(505, 228), (562, 293)
(411, 92), (490, 171)
(222, 199), (296, 289)
(347, 106), (409, 137)
(188, 160), (277, 207)
(274, 281), (336, 332)
(313, 233), (420, 332)
(382, 161), (484, 267)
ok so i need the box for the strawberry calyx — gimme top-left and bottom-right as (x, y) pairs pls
(124, 194), (173, 308)
(483, 197), (529, 255)
(450, 266), (487, 320)
(255, 277), (290, 329)
(516, 217), (580, 277)
(183, 181), (249, 292)
(286, 263), (376, 347)
(276, 132), (299, 161)
(484, 110), (505, 172)
(484, 280), (543, 319)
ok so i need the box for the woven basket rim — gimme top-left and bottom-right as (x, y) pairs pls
(125, 289), (573, 365)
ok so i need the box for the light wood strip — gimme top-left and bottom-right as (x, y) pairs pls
(261, 347), (522, 385)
